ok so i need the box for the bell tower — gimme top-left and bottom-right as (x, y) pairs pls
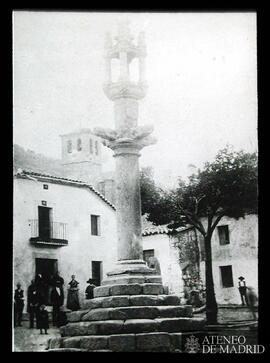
(59, 128), (103, 186)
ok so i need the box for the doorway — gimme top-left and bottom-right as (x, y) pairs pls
(38, 206), (52, 239)
(35, 258), (58, 305)
(91, 261), (102, 286)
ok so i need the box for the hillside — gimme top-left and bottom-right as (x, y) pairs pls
(13, 144), (68, 178)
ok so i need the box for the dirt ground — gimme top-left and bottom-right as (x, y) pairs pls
(13, 321), (61, 352)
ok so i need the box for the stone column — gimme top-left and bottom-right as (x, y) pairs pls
(113, 142), (142, 261)
(94, 22), (156, 276)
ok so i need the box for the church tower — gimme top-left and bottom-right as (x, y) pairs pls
(59, 128), (103, 186)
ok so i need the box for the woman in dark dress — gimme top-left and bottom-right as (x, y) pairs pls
(36, 304), (49, 334)
(14, 283), (24, 327)
(66, 275), (80, 311)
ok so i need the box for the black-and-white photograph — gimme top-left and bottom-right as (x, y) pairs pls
(13, 11), (259, 352)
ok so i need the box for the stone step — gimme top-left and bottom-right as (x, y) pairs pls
(82, 294), (181, 310)
(94, 283), (165, 298)
(48, 331), (206, 352)
(60, 317), (205, 337)
(101, 274), (162, 286)
(77, 305), (192, 322)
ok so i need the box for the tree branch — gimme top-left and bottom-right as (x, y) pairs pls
(177, 203), (206, 237)
(194, 195), (206, 215)
(207, 212), (213, 236)
(210, 212), (225, 235)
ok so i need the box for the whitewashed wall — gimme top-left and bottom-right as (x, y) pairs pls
(13, 176), (117, 310)
(200, 214), (258, 304)
(142, 233), (183, 295)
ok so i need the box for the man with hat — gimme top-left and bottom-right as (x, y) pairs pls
(85, 278), (96, 300)
(50, 281), (64, 326)
(238, 276), (249, 306)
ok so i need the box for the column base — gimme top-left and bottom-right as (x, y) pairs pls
(102, 259), (162, 286)
(107, 259), (157, 275)
(47, 259), (206, 352)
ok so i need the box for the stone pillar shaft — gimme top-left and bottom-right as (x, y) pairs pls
(114, 145), (142, 260)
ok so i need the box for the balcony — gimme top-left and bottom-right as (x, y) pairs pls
(29, 219), (68, 246)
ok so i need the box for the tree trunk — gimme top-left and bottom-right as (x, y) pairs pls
(204, 235), (218, 324)
(194, 228), (201, 279)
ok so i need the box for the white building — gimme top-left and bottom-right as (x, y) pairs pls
(200, 214), (258, 305)
(142, 214), (258, 305)
(142, 225), (184, 296)
(13, 169), (117, 310)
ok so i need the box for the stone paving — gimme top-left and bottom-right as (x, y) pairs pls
(13, 321), (61, 352)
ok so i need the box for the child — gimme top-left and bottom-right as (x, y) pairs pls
(37, 304), (49, 334)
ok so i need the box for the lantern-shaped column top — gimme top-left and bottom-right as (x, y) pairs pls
(103, 21), (147, 100)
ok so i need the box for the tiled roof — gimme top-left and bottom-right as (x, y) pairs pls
(142, 224), (170, 236)
(142, 224), (194, 236)
(14, 169), (116, 210)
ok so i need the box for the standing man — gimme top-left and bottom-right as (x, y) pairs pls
(52, 272), (64, 300)
(14, 283), (24, 327)
(238, 276), (249, 306)
(52, 272), (64, 290)
(27, 280), (40, 329)
(50, 281), (64, 327)
(35, 273), (46, 305)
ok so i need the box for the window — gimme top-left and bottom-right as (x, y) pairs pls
(77, 138), (82, 151)
(143, 249), (155, 267)
(220, 265), (234, 288)
(91, 215), (100, 236)
(89, 139), (93, 154)
(67, 140), (72, 153)
(38, 206), (52, 239)
(95, 140), (99, 155)
(218, 225), (230, 245)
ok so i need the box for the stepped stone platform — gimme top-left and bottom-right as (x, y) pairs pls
(47, 286), (205, 351)
(47, 261), (205, 352)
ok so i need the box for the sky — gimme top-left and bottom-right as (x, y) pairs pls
(13, 11), (257, 188)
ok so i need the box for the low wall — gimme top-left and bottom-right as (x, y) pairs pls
(217, 305), (258, 323)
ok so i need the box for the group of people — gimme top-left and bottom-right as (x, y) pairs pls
(14, 279), (50, 334)
(14, 273), (97, 333)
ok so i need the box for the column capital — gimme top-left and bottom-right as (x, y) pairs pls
(93, 125), (156, 153)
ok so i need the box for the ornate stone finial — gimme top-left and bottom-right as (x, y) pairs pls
(115, 19), (134, 45)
